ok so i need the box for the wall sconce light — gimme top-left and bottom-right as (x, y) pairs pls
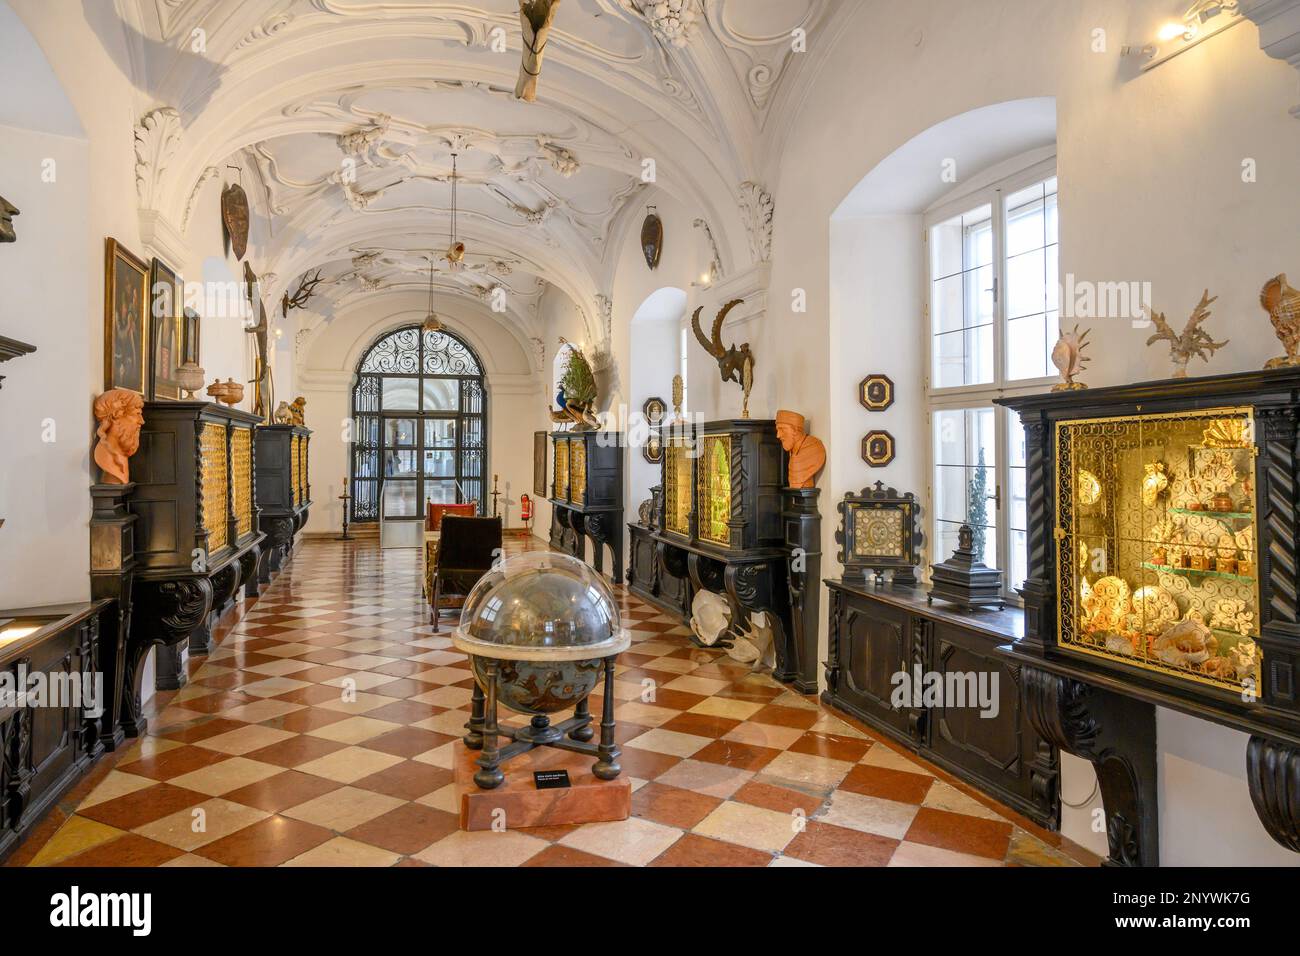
(1127, 1), (1243, 72)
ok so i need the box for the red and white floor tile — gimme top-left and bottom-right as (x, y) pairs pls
(6, 536), (1098, 868)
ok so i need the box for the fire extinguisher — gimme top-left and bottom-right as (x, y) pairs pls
(520, 493), (533, 527)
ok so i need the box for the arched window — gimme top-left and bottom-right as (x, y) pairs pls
(351, 326), (487, 522)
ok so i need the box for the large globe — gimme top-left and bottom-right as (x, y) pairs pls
(453, 551), (628, 716)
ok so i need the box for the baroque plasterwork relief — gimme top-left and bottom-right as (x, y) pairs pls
(129, 0), (849, 374)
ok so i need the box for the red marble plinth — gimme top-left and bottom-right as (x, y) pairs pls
(454, 740), (630, 832)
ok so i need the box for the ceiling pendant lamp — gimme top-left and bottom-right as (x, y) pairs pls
(422, 256), (442, 333)
(446, 152), (465, 271)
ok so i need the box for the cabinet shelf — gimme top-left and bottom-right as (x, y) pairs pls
(1169, 507), (1254, 520)
(1140, 561), (1256, 583)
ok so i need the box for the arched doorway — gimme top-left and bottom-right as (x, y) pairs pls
(350, 325), (488, 525)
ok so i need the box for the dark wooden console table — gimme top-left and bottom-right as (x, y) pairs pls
(824, 578), (1060, 830)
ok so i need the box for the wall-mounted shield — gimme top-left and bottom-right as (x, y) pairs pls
(641, 207), (663, 271)
(222, 182), (250, 261)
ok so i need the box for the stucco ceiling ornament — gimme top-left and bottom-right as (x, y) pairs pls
(135, 107), (183, 210)
(338, 114), (392, 162)
(737, 180), (774, 263)
(639, 0), (699, 48)
(537, 137), (580, 176)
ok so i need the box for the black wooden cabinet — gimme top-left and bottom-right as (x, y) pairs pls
(825, 579), (1060, 830)
(255, 424), (312, 580)
(124, 401), (265, 727)
(997, 368), (1300, 865)
(549, 431), (623, 583)
(0, 602), (108, 860)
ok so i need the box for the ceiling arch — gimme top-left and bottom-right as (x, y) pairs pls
(123, 0), (852, 357)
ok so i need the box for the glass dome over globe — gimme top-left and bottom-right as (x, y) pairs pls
(457, 551), (625, 659)
(453, 551), (629, 719)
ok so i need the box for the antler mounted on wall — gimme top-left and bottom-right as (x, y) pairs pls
(281, 269), (325, 318)
(692, 297), (756, 418)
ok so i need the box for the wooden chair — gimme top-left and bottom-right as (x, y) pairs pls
(430, 515), (502, 631)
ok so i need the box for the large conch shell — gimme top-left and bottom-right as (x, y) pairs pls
(1261, 273), (1300, 369)
(1141, 462), (1168, 507)
(1154, 617), (1217, 668)
(1230, 640), (1260, 684)
(1050, 324), (1091, 391)
(1127, 585), (1180, 633)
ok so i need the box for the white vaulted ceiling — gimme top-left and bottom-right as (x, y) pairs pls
(121, 0), (855, 350)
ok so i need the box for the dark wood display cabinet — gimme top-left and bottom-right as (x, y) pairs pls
(823, 580), (1059, 830)
(548, 431), (624, 584)
(997, 367), (1300, 865)
(255, 424), (312, 582)
(120, 401), (265, 731)
(630, 419), (820, 693)
(0, 602), (111, 860)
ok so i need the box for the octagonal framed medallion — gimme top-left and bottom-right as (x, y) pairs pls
(862, 430), (896, 467)
(859, 374), (894, 412)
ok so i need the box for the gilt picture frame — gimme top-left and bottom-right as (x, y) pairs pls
(104, 238), (150, 395)
(149, 257), (184, 400)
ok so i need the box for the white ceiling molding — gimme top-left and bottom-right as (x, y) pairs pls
(135, 105), (191, 262)
(118, 0), (853, 361)
(737, 180), (774, 264)
(1240, 0), (1300, 116)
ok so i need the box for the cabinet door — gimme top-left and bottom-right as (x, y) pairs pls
(836, 595), (911, 736)
(926, 621), (1049, 821)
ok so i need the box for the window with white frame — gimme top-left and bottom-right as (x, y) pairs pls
(926, 158), (1057, 598)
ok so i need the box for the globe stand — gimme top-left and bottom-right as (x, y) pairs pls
(463, 656), (621, 789)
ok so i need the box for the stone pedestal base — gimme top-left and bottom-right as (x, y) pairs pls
(453, 741), (629, 832)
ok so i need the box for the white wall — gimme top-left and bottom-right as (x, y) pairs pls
(767, 0), (1300, 865)
(0, 123), (91, 607)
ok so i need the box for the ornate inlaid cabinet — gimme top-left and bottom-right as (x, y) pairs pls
(0, 602), (109, 859)
(124, 401), (264, 729)
(648, 419), (819, 690)
(548, 431), (624, 583)
(998, 368), (1300, 865)
(255, 424), (312, 579)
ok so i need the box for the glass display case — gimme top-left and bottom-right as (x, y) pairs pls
(654, 419), (784, 553)
(662, 428), (694, 538)
(553, 436), (570, 501)
(698, 434), (732, 546)
(569, 437), (587, 505)
(1057, 407), (1261, 691)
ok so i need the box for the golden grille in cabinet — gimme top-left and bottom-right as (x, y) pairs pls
(200, 422), (229, 554)
(292, 435), (303, 507)
(698, 434), (732, 547)
(569, 439), (587, 505)
(663, 442), (692, 537)
(1054, 407), (1261, 692)
(554, 438), (569, 501)
(302, 436), (310, 504)
(231, 426), (253, 539)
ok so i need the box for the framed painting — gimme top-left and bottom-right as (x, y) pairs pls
(104, 238), (150, 395)
(182, 307), (202, 366)
(149, 257), (184, 400)
(533, 431), (548, 498)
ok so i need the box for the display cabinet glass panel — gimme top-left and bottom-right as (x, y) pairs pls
(554, 437), (570, 501)
(1056, 407), (1261, 692)
(697, 434), (732, 547)
(569, 437), (587, 505)
(201, 422), (229, 554)
(232, 426), (253, 540)
(663, 439), (693, 538)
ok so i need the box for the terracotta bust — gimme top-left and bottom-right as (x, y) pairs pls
(93, 388), (145, 485)
(775, 410), (826, 490)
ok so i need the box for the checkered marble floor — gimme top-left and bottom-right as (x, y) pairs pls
(8, 536), (1097, 868)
